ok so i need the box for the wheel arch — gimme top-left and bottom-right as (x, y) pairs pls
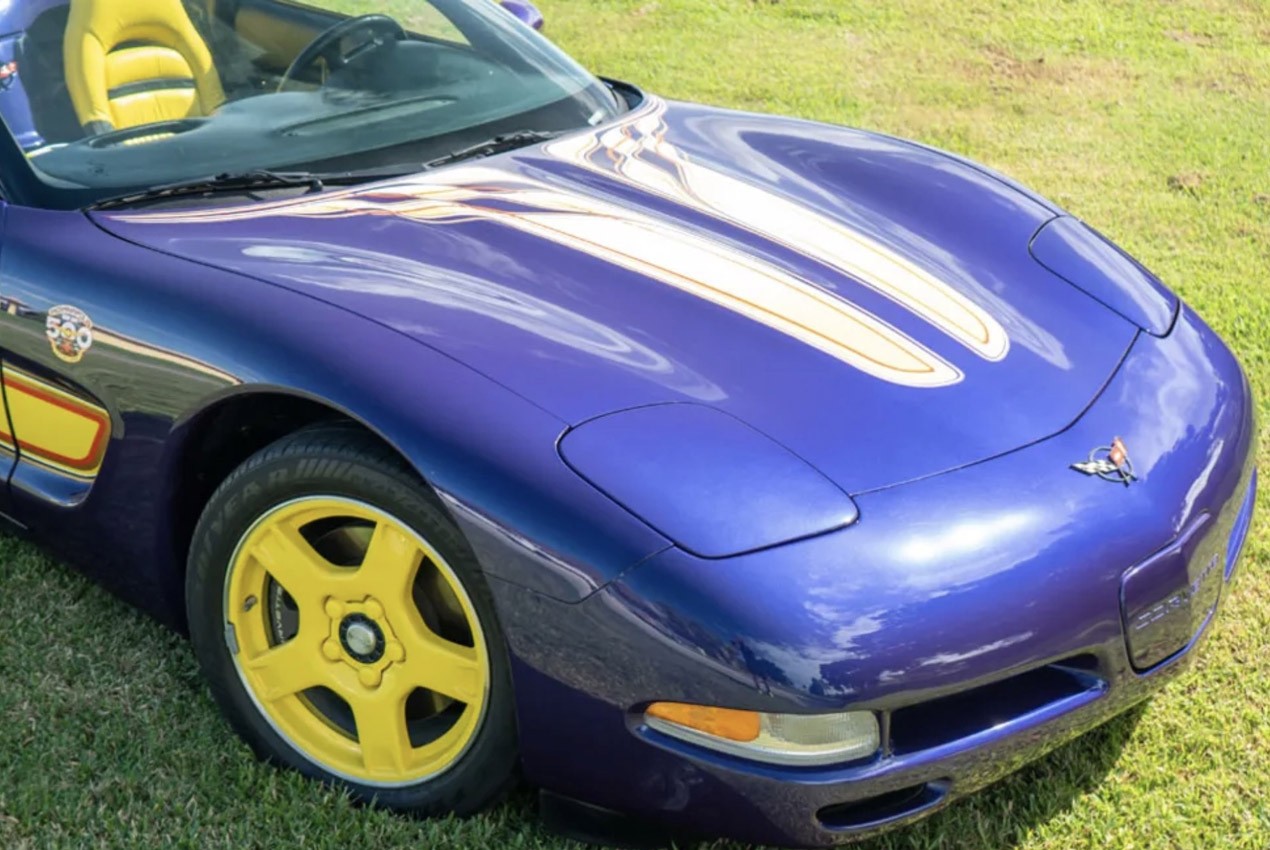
(162, 387), (424, 630)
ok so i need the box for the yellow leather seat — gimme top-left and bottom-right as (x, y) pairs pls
(64, 0), (225, 135)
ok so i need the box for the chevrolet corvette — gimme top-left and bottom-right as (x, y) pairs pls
(0, 0), (1257, 847)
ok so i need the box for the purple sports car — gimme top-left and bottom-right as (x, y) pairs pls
(0, 0), (1256, 847)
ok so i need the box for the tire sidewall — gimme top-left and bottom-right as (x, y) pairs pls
(186, 433), (517, 815)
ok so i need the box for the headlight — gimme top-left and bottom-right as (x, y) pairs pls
(1030, 216), (1178, 337)
(644, 702), (880, 767)
(560, 403), (858, 559)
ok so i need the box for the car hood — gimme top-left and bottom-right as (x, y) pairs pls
(94, 96), (1142, 494)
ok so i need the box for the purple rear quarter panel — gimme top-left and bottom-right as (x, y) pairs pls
(0, 0), (64, 150)
(0, 0), (65, 32)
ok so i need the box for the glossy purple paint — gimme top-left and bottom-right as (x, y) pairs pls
(96, 101), (1151, 500)
(0, 34), (38, 150)
(0, 89), (1256, 850)
(559, 403), (859, 558)
(1121, 513), (1223, 670)
(497, 0), (543, 30)
(498, 307), (1256, 846)
(0, 0), (65, 32)
(1031, 215), (1178, 336)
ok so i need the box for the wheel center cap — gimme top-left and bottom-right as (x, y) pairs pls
(323, 598), (404, 688)
(339, 614), (385, 664)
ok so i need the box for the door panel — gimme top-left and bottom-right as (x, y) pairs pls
(3, 364), (111, 492)
(0, 292), (115, 509)
(0, 205), (245, 624)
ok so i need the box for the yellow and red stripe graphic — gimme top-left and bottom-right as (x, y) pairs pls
(0, 369), (111, 479)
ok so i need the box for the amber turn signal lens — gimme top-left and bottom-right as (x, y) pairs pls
(645, 702), (762, 742)
(644, 703), (880, 767)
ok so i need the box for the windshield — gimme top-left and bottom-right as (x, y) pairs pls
(0, 0), (624, 205)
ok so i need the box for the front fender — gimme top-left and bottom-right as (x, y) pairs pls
(1, 208), (666, 624)
(155, 277), (672, 604)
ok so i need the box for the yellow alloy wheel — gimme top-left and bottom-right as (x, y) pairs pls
(224, 496), (490, 787)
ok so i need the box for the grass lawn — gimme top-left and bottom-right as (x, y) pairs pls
(2, 0), (1268, 848)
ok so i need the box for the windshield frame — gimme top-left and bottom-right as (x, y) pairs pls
(0, 0), (634, 211)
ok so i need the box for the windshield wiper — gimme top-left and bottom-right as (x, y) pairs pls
(88, 169), (326, 211)
(422, 129), (567, 170)
(273, 131), (567, 187)
(87, 132), (569, 210)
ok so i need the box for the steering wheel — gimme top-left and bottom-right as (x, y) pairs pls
(278, 14), (407, 92)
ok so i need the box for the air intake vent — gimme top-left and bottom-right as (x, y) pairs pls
(889, 656), (1104, 755)
(817, 780), (949, 831)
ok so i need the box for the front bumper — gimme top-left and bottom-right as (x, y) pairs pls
(487, 307), (1258, 848)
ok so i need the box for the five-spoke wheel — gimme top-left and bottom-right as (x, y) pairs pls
(187, 426), (516, 814)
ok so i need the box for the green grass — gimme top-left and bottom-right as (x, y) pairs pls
(3, 0), (1269, 848)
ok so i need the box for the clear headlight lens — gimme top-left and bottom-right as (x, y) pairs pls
(645, 702), (880, 766)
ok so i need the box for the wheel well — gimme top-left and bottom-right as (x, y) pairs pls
(169, 393), (404, 598)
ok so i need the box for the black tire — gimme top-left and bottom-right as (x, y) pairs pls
(185, 424), (517, 815)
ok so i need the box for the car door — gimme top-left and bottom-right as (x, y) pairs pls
(2, 303), (111, 511)
(0, 210), (114, 521)
(0, 204), (229, 534)
(0, 202), (244, 618)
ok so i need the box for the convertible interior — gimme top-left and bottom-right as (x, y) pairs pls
(25, 0), (429, 144)
(9, 0), (619, 194)
(63, 0), (228, 136)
